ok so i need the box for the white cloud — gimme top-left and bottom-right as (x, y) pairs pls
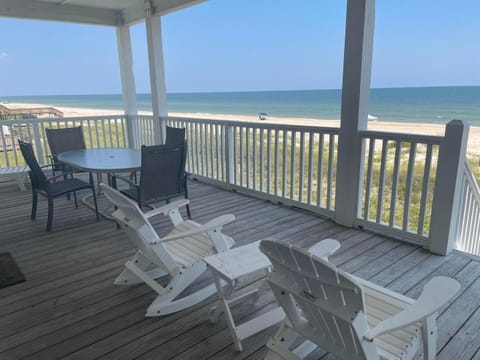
(0, 52), (8, 61)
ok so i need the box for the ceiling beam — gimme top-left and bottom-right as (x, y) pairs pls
(122, 0), (205, 25)
(0, 0), (121, 26)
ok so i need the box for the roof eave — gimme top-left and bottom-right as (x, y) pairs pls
(0, 0), (206, 27)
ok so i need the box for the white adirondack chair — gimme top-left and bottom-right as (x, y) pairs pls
(101, 183), (236, 316)
(260, 240), (460, 360)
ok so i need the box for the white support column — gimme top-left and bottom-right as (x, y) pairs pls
(428, 120), (469, 255)
(334, 0), (375, 226)
(145, 0), (168, 144)
(116, 25), (138, 148)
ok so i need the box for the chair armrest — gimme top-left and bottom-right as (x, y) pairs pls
(46, 171), (76, 182)
(40, 163), (56, 169)
(112, 174), (138, 189)
(156, 214), (235, 243)
(144, 199), (191, 219)
(308, 239), (340, 260)
(364, 276), (460, 341)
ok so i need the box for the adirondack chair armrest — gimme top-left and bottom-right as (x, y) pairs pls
(363, 276), (460, 342)
(308, 239), (341, 260)
(144, 199), (191, 219)
(157, 214), (235, 243)
(46, 170), (77, 182)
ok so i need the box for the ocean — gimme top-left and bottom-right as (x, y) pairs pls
(2, 86), (480, 126)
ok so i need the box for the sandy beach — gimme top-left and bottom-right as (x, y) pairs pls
(5, 102), (480, 154)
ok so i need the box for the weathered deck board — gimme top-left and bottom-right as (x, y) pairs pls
(0, 179), (479, 359)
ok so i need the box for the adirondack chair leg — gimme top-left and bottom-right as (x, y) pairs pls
(146, 282), (218, 317)
(266, 321), (312, 360)
(115, 251), (167, 285)
(145, 261), (218, 316)
(422, 314), (438, 360)
(124, 261), (166, 295)
(266, 336), (302, 360)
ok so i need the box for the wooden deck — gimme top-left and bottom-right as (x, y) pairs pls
(0, 179), (479, 359)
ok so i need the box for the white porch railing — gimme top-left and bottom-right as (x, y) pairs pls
(0, 115), (132, 167)
(357, 130), (443, 245)
(1, 114), (479, 256)
(166, 117), (339, 218)
(456, 162), (480, 256)
(129, 114), (155, 147)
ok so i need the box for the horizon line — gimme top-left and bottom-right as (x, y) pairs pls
(2, 85), (480, 98)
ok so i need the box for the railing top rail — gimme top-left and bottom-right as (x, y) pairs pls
(164, 116), (340, 134)
(360, 129), (444, 144)
(0, 114), (127, 125)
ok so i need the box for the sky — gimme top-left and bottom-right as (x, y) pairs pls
(0, 0), (479, 96)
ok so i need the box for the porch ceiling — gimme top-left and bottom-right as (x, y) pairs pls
(0, 0), (205, 26)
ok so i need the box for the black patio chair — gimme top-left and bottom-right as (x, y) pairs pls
(45, 126), (86, 176)
(112, 142), (191, 218)
(127, 126), (187, 189)
(166, 126), (190, 214)
(18, 140), (99, 232)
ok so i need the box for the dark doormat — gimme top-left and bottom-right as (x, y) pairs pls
(0, 252), (26, 289)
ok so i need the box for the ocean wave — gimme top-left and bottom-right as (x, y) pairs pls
(368, 114), (378, 120)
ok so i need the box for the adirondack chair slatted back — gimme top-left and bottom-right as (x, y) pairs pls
(260, 240), (378, 360)
(101, 184), (177, 273)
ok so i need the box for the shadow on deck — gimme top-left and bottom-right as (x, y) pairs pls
(0, 180), (479, 359)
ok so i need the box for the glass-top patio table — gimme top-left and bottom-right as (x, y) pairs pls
(58, 148), (141, 218)
(58, 148), (141, 174)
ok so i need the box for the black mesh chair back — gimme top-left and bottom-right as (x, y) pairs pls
(46, 126), (86, 154)
(139, 143), (186, 203)
(46, 127), (86, 170)
(165, 126), (186, 146)
(18, 140), (48, 191)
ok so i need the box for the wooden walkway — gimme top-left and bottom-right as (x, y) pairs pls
(0, 104), (63, 118)
(0, 179), (479, 359)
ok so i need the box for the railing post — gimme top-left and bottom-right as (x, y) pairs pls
(429, 120), (469, 255)
(31, 122), (45, 164)
(335, 0), (375, 226)
(225, 124), (235, 187)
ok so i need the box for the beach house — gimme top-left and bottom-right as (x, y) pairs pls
(0, 0), (479, 358)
